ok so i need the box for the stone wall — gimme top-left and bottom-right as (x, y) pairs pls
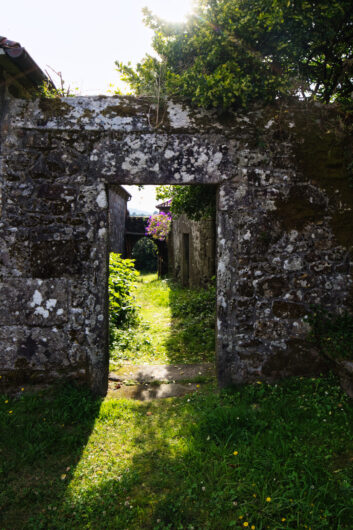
(170, 214), (215, 288)
(0, 91), (352, 394)
(109, 186), (130, 254)
(125, 216), (149, 258)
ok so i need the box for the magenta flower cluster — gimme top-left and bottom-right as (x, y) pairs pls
(145, 212), (172, 241)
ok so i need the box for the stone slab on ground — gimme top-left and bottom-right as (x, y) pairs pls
(107, 382), (199, 401)
(109, 363), (215, 383)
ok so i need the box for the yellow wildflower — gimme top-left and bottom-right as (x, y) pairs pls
(251, 526), (255, 530)
(5, 400), (8, 404)
(239, 515), (243, 520)
(281, 518), (286, 522)
(233, 451), (238, 455)
(21, 387), (24, 391)
(266, 497), (271, 502)
(243, 523), (249, 528)
(9, 410), (13, 414)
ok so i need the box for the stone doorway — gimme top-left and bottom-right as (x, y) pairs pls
(1, 94), (347, 396)
(107, 182), (218, 400)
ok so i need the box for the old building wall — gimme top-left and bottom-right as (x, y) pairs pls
(170, 214), (215, 288)
(109, 186), (130, 254)
(0, 92), (352, 394)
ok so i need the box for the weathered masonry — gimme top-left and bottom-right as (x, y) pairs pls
(109, 185), (130, 254)
(156, 200), (216, 288)
(1, 85), (353, 394)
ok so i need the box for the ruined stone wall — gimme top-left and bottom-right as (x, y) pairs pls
(216, 105), (353, 386)
(170, 214), (215, 288)
(0, 92), (352, 394)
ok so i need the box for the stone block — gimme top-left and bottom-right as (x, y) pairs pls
(30, 239), (90, 278)
(272, 301), (307, 319)
(0, 278), (68, 326)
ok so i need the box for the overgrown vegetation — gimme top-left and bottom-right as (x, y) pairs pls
(1, 374), (353, 528)
(109, 253), (140, 350)
(110, 273), (216, 366)
(307, 308), (353, 361)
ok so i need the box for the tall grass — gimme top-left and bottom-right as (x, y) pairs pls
(110, 274), (216, 366)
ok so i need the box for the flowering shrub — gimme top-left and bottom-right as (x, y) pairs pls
(145, 212), (171, 241)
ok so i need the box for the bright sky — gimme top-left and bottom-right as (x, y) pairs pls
(2, 0), (194, 95)
(2, 0), (194, 211)
(124, 185), (158, 214)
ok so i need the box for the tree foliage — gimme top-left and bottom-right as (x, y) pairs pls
(156, 185), (216, 220)
(132, 238), (158, 272)
(117, 0), (353, 109)
(117, 0), (353, 216)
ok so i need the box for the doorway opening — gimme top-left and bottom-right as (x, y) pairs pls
(107, 184), (217, 399)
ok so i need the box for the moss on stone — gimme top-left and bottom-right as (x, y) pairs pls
(39, 97), (71, 119)
(101, 99), (151, 118)
(282, 105), (353, 311)
(80, 108), (94, 119)
(331, 210), (353, 249)
(275, 186), (325, 231)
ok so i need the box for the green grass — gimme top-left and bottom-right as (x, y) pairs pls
(110, 274), (216, 366)
(1, 374), (353, 528)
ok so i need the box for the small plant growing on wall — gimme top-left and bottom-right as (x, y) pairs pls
(145, 212), (171, 241)
(39, 66), (79, 98)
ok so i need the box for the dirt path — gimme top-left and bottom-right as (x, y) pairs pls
(109, 273), (216, 399)
(108, 362), (215, 400)
(110, 273), (216, 365)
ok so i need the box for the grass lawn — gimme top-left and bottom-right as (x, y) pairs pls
(110, 273), (216, 367)
(1, 374), (353, 528)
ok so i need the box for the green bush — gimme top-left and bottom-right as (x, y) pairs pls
(307, 308), (353, 360)
(132, 237), (158, 272)
(109, 253), (140, 349)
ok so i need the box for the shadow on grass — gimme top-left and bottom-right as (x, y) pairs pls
(3, 375), (353, 529)
(164, 279), (216, 365)
(0, 384), (102, 529)
(67, 376), (353, 529)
